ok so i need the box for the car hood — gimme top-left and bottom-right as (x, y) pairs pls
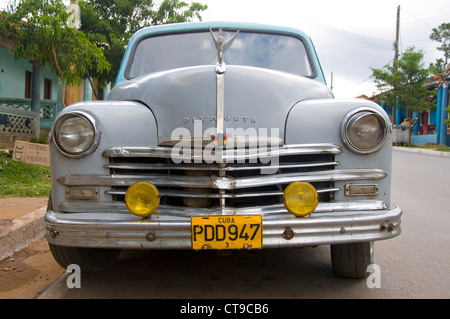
(107, 65), (333, 145)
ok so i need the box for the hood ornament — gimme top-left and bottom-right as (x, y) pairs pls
(209, 27), (240, 74)
(209, 27), (240, 148)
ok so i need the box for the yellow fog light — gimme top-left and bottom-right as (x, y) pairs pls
(283, 182), (318, 217)
(125, 182), (160, 217)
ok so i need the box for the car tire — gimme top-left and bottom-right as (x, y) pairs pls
(330, 242), (374, 279)
(47, 192), (121, 272)
(49, 243), (121, 273)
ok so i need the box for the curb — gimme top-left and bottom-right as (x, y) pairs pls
(0, 206), (47, 261)
(36, 272), (69, 299)
(393, 146), (450, 157)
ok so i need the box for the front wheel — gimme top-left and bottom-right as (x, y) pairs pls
(330, 242), (374, 279)
(49, 243), (121, 273)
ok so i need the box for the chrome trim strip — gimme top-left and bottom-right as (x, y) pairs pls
(45, 205), (402, 249)
(158, 136), (283, 147)
(103, 143), (342, 161)
(216, 73), (225, 138)
(57, 169), (387, 189)
(57, 200), (387, 215)
(105, 187), (341, 199)
(105, 161), (339, 172)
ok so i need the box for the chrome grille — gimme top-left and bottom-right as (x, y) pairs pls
(103, 144), (341, 210)
(57, 144), (389, 216)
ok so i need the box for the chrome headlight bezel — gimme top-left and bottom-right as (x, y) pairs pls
(341, 107), (389, 154)
(52, 111), (100, 158)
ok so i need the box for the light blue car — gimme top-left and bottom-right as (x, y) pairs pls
(45, 21), (402, 278)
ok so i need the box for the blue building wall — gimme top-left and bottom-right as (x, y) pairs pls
(380, 82), (449, 146)
(0, 47), (59, 100)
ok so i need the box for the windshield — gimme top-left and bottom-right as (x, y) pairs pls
(126, 30), (314, 78)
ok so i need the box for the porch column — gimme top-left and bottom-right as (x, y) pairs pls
(31, 61), (41, 138)
(413, 112), (419, 135)
(395, 100), (401, 125)
(84, 78), (92, 101)
(56, 81), (63, 113)
(103, 83), (111, 99)
(438, 83), (448, 145)
(436, 87), (442, 140)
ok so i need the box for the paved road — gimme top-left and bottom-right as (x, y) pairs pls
(38, 149), (450, 300)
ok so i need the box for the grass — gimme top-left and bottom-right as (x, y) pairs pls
(406, 143), (450, 152)
(0, 153), (51, 198)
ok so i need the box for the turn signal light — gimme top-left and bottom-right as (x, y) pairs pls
(125, 182), (160, 217)
(283, 182), (318, 217)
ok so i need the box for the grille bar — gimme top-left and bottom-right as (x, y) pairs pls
(105, 160), (340, 172)
(106, 187), (341, 198)
(58, 200), (388, 216)
(58, 169), (386, 189)
(103, 143), (342, 162)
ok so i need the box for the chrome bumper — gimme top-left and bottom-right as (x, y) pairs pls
(45, 205), (402, 249)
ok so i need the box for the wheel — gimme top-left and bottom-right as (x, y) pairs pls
(330, 242), (374, 279)
(49, 243), (121, 273)
(47, 192), (121, 272)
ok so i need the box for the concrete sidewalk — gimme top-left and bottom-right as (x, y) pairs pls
(393, 146), (450, 157)
(0, 198), (48, 261)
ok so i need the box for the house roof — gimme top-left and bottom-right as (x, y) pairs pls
(0, 11), (17, 49)
(425, 72), (449, 88)
(0, 34), (15, 49)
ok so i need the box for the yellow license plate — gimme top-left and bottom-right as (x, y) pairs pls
(191, 215), (262, 250)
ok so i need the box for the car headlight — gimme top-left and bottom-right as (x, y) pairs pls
(53, 112), (99, 157)
(341, 108), (388, 154)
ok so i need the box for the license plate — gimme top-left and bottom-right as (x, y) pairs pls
(191, 215), (262, 250)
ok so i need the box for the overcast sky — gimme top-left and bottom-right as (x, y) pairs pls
(1, 0), (449, 98)
(199, 0), (450, 98)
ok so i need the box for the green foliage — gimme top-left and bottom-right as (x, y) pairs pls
(0, 155), (51, 197)
(0, 0), (111, 103)
(407, 144), (450, 153)
(429, 58), (445, 75)
(370, 47), (435, 112)
(429, 23), (450, 122)
(30, 136), (49, 144)
(79, 0), (208, 84)
(430, 22), (450, 70)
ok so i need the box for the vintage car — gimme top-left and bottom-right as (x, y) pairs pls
(45, 21), (402, 278)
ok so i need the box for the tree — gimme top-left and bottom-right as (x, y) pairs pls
(430, 22), (450, 72)
(79, 0), (208, 85)
(430, 23), (450, 125)
(370, 47), (436, 117)
(0, 0), (111, 107)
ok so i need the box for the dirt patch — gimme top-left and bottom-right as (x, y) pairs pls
(0, 197), (48, 220)
(0, 197), (64, 298)
(0, 237), (65, 299)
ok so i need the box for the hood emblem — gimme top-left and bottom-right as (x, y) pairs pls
(209, 27), (240, 148)
(209, 27), (240, 74)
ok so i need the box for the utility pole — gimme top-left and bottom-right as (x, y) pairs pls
(392, 5), (400, 124)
